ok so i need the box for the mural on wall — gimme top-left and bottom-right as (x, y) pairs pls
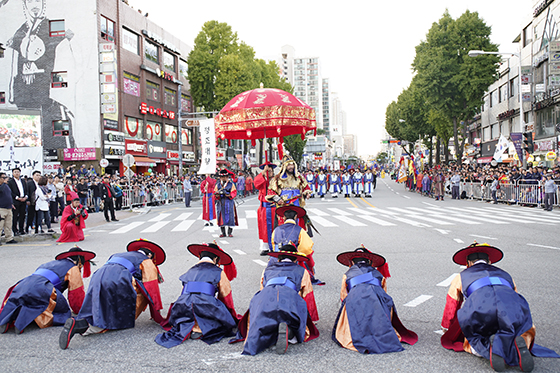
(1, 0), (103, 151)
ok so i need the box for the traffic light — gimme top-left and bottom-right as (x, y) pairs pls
(522, 132), (534, 154)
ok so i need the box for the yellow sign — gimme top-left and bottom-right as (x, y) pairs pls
(527, 155), (534, 163)
(546, 151), (557, 161)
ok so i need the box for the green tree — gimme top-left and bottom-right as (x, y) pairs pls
(413, 10), (499, 161)
(376, 152), (388, 164)
(283, 133), (308, 167)
(214, 53), (256, 109)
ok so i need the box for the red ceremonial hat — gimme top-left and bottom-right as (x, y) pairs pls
(69, 192), (79, 201)
(337, 246), (386, 268)
(55, 246), (96, 278)
(267, 243), (309, 263)
(275, 204), (306, 218)
(187, 242), (237, 280)
(127, 238), (166, 266)
(259, 161), (277, 170)
(452, 242), (503, 266)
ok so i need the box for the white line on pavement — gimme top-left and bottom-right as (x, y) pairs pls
(141, 221), (170, 233)
(212, 234), (219, 237)
(327, 208), (352, 216)
(357, 215), (396, 226)
(171, 220), (195, 232)
(395, 192), (400, 195)
(110, 221), (144, 234)
(149, 213), (171, 222)
(234, 249), (246, 255)
(434, 229), (450, 235)
(245, 210), (257, 219)
(469, 234), (497, 240)
(527, 243), (560, 250)
(348, 207), (376, 215)
(404, 295), (433, 307)
(422, 202), (439, 208)
(253, 259), (268, 266)
(237, 218), (248, 230)
(453, 238), (464, 244)
(333, 215), (367, 227)
(434, 330), (444, 335)
(307, 208), (329, 216)
(311, 216), (338, 227)
(392, 217), (432, 228)
(402, 195), (411, 199)
(437, 273), (459, 287)
(173, 212), (193, 221)
(219, 240), (230, 244)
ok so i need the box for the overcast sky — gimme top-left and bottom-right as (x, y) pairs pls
(132, 0), (532, 157)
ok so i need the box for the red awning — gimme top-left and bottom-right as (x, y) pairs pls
(133, 156), (157, 167)
(477, 157), (493, 164)
(168, 160), (179, 165)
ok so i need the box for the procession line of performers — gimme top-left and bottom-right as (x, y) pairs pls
(304, 168), (378, 198)
(1, 233), (557, 371)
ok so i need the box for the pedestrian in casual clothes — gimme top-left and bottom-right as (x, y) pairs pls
(183, 176), (192, 207)
(490, 175), (499, 204)
(100, 175), (118, 222)
(47, 176), (57, 224)
(113, 181), (123, 211)
(26, 171), (41, 233)
(53, 175), (65, 222)
(76, 178), (88, 208)
(89, 177), (102, 212)
(543, 171), (557, 211)
(451, 171), (461, 200)
(34, 176), (54, 234)
(0, 172), (16, 244)
(7, 167), (28, 236)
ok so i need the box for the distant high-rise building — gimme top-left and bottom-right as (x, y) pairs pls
(322, 78), (330, 137)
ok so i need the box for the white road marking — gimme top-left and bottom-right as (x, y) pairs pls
(328, 208), (352, 216)
(311, 216), (338, 227)
(219, 240), (230, 244)
(392, 217), (431, 228)
(171, 220), (195, 232)
(434, 229), (450, 235)
(149, 213), (171, 222)
(395, 192), (400, 195)
(197, 214), (203, 220)
(437, 274), (459, 287)
(370, 208), (400, 216)
(173, 212), (193, 221)
(453, 238), (464, 244)
(333, 215), (367, 227)
(234, 249), (246, 255)
(348, 207), (376, 215)
(445, 207), (535, 224)
(469, 234), (497, 240)
(245, 210), (257, 219)
(357, 215), (396, 226)
(404, 295), (433, 307)
(110, 221), (144, 234)
(422, 202), (439, 208)
(253, 259), (268, 266)
(141, 221), (170, 233)
(212, 234), (219, 237)
(434, 330), (444, 335)
(237, 218), (248, 230)
(402, 195), (411, 199)
(307, 208), (329, 216)
(527, 243), (560, 250)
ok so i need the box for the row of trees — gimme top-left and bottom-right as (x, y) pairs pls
(385, 10), (500, 165)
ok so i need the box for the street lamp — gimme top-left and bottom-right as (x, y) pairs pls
(468, 50), (526, 168)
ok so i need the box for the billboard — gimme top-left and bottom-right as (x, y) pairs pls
(0, 111), (42, 147)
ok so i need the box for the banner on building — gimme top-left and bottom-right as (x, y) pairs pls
(0, 145), (43, 176)
(510, 132), (524, 162)
(198, 119), (217, 174)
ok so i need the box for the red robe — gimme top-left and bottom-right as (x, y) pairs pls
(200, 177), (217, 221)
(254, 172), (275, 243)
(57, 204), (88, 243)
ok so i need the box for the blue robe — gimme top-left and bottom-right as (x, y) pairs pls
(0, 259), (75, 331)
(329, 174), (340, 193)
(241, 261), (311, 355)
(353, 173), (364, 193)
(332, 263), (416, 353)
(215, 181), (238, 227)
(155, 262), (236, 348)
(458, 263), (533, 365)
(77, 251), (153, 330)
(316, 174), (327, 195)
(342, 175), (352, 194)
(364, 174), (374, 194)
(305, 174), (316, 193)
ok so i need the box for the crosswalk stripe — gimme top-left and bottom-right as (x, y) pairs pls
(333, 215), (367, 226)
(462, 206), (560, 223)
(444, 207), (535, 224)
(110, 221), (144, 234)
(370, 208), (400, 216)
(408, 208), (481, 225)
(245, 210), (257, 218)
(392, 217), (432, 228)
(311, 216), (338, 227)
(173, 212), (193, 221)
(141, 221), (170, 233)
(357, 215), (396, 226)
(307, 208), (329, 216)
(437, 274), (459, 287)
(347, 207), (376, 215)
(234, 249), (246, 255)
(404, 295), (433, 307)
(424, 208), (509, 225)
(327, 208), (352, 216)
(386, 207), (455, 225)
(149, 213), (171, 222)
(237, 218), (248, 230)
(171, 220), (195, 232)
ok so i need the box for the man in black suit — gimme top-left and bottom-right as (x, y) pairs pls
(8, 167), (28, 236)
(100, 175), (118, 223)
(26, 170), (41, 233)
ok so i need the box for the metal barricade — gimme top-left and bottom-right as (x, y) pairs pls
(496, 183), (517, 204)
(516, 182), (542, 206)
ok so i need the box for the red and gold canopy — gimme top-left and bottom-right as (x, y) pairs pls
(215, 88), (316, 145)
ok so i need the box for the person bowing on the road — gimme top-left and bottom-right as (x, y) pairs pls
(214, 169), (238, 238)
(441, 242), (559, 372)
(332, 246), (417, 354)
(0, 247), (96, 334)
(155, 242), (240, 348)
(59, 239), (165, 350)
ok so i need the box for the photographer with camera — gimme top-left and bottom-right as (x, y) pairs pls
(57, 193), (88, 243)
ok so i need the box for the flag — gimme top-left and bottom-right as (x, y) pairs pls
(7, 136), (15, 170)
(493, 134), (510, 162)
(397, 164), (407, 183)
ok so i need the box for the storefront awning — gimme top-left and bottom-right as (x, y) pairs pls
(133, 156), (157, 167)
(477, 157), (493, 164)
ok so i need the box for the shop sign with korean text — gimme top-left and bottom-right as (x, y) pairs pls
(63, 148), (97, 161)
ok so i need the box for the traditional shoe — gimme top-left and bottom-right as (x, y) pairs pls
(219, 234), (226, 238)
(59, 318), (88, 350)
(515, 336), (534, 372)
(5, 240), (17, 244)
(260, 250), (271, 256)
(1, 323), (10, 333)
(275, 322), (288, 355)
(190, 331), (202, 340)
(489, 335), (506, 372)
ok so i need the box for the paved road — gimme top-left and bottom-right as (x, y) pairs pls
(1, 178), (559, 372)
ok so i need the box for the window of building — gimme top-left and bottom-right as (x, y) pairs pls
(165, 124), (177, 143)
(499, 84), (508, 103)
(490, 124), (497, 139)
(164, 87), (176, 106)
(51, 72), (68, 88)
(179, 60), (188, 80)
(163, 51), (175, 72)
(122, 28), (139, 55)
(49, 20), (65, 37)
(0, 92), (5, 104)
(522, 26), (531, 48)
(100, 16), (115, 42)
(509, 78), (516, 98)
(123, 72), (140, 97)
(483, 126), (490, 141)
(181, 94), (191, 113)
(125, 117), (143, 139)
(145, 40), (159, 64)
(146, 121), (162, 141)
(53, 120), (69, 136)
(181, 128), (193, 145)
(146, 81), (159, 101)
